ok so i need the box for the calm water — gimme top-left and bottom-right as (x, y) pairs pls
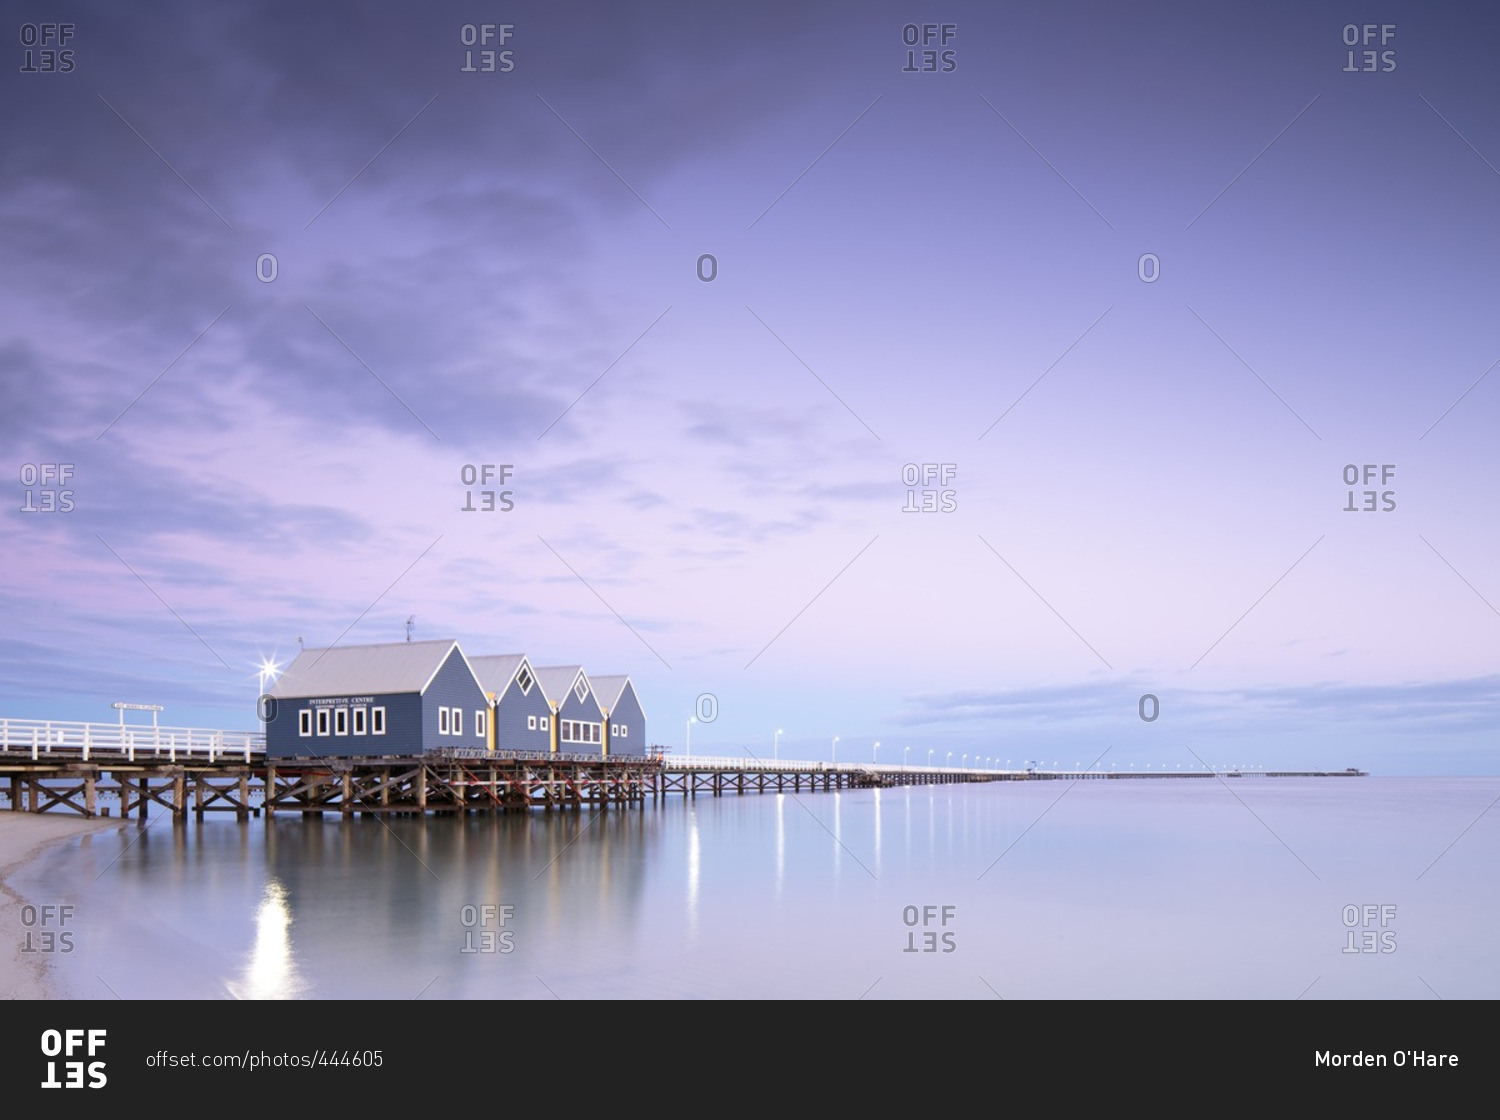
(16, 778), (1500, 999)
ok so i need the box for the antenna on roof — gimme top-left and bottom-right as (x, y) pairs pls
(405, 616), (416, 642)
(296, 635), (304, 650)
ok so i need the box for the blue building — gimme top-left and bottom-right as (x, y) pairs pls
(469, 653), (553, 754)
(534, 665), (603, 754)
(265, 639), (490, 759)
(590, 675), (647, 757)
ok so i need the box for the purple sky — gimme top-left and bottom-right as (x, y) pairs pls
(4, 1), (1498, 772)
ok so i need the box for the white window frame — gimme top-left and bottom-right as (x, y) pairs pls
(439, 707), (450, 735)
(372, 707), (386, 735)
(516, 666), (533, 695)
(316, 708), (330, 736)
(353, 707), (367, 735)
(574, 679), (588, 703)
(527, 715), (537, 731)
(620, 724), (628, 738)
(453, 708), (462, 736)
(476, 710), (487, 737)
(540, 716), (549, 731)
(335, 707), (348, 735)
(299, 710), (312, 737)
(611, 723), (618, 736)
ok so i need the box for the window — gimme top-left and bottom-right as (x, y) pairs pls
(316, 708), (330, 736)
(439, 707), (450, 734)
(372, 707), (386, 735)
(611, 724), (618, 736)
(540, 716), (549, 731)
(574, 678), (588, 703)
(592, 723), (600, 743)
(299, 710), (312, 737)
(335, 707), (348, 735)
(527, 715), (537, 731)
(620, 725), (628, 738)
(353, 707), (367, 735)
(476, 711), (486, 737)
(516, 665), (533, 695)
(453, 708), (462, 735)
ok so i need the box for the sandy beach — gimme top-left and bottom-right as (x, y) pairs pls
(0, 812), (125, 999)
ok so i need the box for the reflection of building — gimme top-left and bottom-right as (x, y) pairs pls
(590, 676), (647, 758)
(470, 654), (551, 754)
(265, 640), (489, 758)
(263, 640), (646, 758)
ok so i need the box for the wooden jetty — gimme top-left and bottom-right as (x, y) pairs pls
(0, 718), (1366, 822)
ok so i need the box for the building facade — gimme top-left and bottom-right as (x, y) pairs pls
(265, 640), (490, 759)
(590, 675), (647, 757)
(470, 653), (553, 754)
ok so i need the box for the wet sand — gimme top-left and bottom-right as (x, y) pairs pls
(0, 812), (125, 999)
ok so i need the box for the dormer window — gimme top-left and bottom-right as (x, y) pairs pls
(516, 665), (534, 695)
(574, 678), (588, 703)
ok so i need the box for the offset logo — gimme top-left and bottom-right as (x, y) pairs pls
(40, 1029), (106, 1089)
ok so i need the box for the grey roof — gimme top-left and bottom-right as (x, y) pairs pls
(534, 665), (587, 708)
(589, 675), (631, 711)
(268, 640), (470, 699)
(468, 654), (529, 696)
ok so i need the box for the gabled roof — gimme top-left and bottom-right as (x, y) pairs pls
(534, 665), (589, 709)
(268, 639), (477, 699)
(589, 675), (630, 711)
(469, 653), (531, 697)
(591, 675), (646, 722)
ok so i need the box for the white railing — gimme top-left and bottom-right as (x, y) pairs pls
(0, 719), (265, 763)
(653, 755), (1009, 775)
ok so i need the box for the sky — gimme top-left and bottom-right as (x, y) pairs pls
(3, 0), (1498, 772)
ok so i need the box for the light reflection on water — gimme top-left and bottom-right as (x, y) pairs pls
(17, 778), (1500, 999)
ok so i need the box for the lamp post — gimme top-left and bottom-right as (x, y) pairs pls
(873, 740), (880, 765)
(904, 745), (910, 773)
(927, 749), (934, 768)
(775, 728), (783, 762)
(687, 715), (696, 760)
(946, 751), (953, 769)
(832, 736), (839, 766)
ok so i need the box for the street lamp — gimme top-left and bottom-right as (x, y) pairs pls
(775, 728), (783, 761)
(832, 736), (839, 765)
(927, 749), (934, 768)
(687, 715), (696, 760)
(946, 751), (953, 769)
(873, 740), (880, 764)
(904, 745), (910, 772)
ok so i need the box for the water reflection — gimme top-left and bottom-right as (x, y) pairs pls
(229, 879), (305, 1000)
(18, 780), (1500, 999)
